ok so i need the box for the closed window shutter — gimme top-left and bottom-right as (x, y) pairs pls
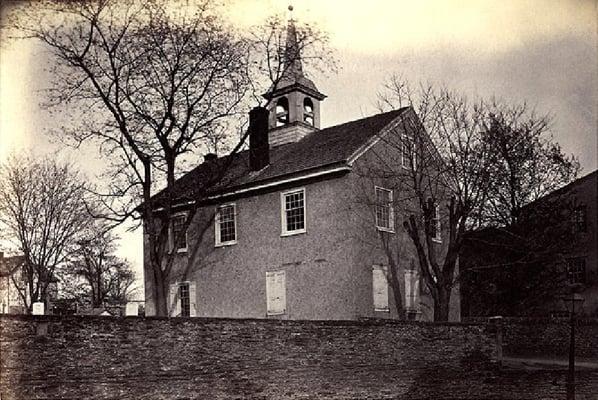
(168, 283), (178, 317)
(189, 282), (197, 317)
(266, 270), (286, 315)
(404, 270), (420, 310)
(372, 265), (389, 311)
(404, 270), (413, 309)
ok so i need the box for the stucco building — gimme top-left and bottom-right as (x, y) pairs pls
(143, 20), (459, 321)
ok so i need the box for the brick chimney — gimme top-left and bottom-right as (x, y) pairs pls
(249, 107), (270, 171)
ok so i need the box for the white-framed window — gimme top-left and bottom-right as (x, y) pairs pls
(215, 203), (237, 246)
(401, 134), (416, 170)
(168, 281), (196, 317)
(372, 264), (389, 312)
(281, 188), (306, 236)
(266, 270), (286, 315)
(431, 204), (441, 242)
(170, 213), (188, 253)
(179, 282), (190, 317)
(375, 186), (394, 232)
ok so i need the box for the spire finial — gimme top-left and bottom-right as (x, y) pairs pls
(284, 5), (302, 75)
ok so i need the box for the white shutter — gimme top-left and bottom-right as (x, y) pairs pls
(168, 283), (176, 317)
(266, 270), (286, 315)
(169, 283), (180, 317)
(404, 270), (420, 310)
(189, 281), (197, 317)
(372, 265), (389, 311)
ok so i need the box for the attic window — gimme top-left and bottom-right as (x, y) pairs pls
(275, 97), (289, 127)
(304, 98), (314, 126)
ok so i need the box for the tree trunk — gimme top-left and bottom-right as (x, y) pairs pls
(388, 264), (405, 320)
(433, 286), (451, 322)
(153, 263), (168, 316)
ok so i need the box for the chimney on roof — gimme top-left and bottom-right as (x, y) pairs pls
(249, 106), (270, 171)
(204, 153), (217, 163)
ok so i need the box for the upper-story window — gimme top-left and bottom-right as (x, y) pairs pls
(567, 257), (586, 284)
(171, 213), (188, 252)
(215, 203), (237, 246)
(275, 97), (289, 127)
(281, 188), (306, 236)
(375, 186), (394, 232)
(401, 134), (416, 170)
(572, 205), (587, 232)
(303, 98), (314, 126)
(431, 204), (442, 242)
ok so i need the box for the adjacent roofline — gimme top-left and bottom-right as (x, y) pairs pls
(520, 169), (597, 211)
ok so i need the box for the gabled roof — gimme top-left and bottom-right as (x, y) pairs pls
(149, 107), (411, 208)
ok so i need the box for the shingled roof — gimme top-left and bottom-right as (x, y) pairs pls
(150, 107), (411, 208)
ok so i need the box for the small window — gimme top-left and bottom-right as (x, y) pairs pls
(375, 186), (394, 232)
(401, 134), (416, 170)
(567, 258), (586, 284)
(372, 265), (389, 312)
(215, 204), (237, 246)
(275, 97), (289, 127)
(303, 98), (314, 126)
(572, 206), (587, 233)
(266, 270), (286, 315)
(281, 188), (306, 236)
(431, 204), (441, 242)
(171, 214), (187, 252)
(179, 282), (190, 317)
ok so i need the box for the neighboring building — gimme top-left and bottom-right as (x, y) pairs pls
(461, 170), (597, 317)
(0, 252), (26, 314)
(143, 19), (459, 321)
(0, 252), (60, 314)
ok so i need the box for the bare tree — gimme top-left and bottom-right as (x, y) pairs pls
(9, 1), (333, 315)
(0, 154), (88, 312)
(61, 222), (137, 309)
(375, 76), (580, 321)
(479, 105), (580, 226)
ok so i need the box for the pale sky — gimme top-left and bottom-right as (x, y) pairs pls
(1, 0), (596, 299)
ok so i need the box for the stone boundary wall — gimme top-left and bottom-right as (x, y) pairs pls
(466, 317), (598, 358)
(1, 315), (597, 399)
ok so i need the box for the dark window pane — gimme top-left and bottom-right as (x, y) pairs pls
(172, 215), (187, 251)
(179, 283), (190, 317)
(219, 205), (236, 243)
(567, 258), (586, 284)
(285, 191), (305, 232)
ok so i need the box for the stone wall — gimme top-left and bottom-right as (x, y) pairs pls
(1, 315), (597, 400)
(499, 317), (598, 358)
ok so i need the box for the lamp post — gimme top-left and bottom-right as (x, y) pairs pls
(562, 291), (584, 400)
